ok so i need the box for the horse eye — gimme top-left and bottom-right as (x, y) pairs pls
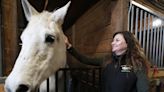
(45, 35), (55, 43)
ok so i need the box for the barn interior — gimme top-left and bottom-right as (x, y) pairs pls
(0, 0), (164, 91)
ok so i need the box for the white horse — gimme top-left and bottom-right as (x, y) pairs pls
(5, 0), (70, 92)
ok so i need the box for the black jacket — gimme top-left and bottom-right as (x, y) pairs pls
(67, 47), (149, 92)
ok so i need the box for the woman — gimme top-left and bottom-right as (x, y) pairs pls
(65, 31), (149, 92)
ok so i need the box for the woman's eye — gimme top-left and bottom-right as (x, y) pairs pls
(45, 35), (55, 43)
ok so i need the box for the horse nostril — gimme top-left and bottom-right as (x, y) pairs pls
(16, 84), (29, 92)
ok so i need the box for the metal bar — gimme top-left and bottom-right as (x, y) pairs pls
(135, 7), (139, 38)
(149, 16), (154, 63)
(92, 69), (95, 87)
(38, 88), (40, 92)
(146, 14), (150, 58)
(55, 71), (58, 92)
(47, 78), (49, 92)
(0, 22), (2, 77)
(128, 0), (133, 32)
(128, 13), (130, 31)
(86, 69), (89, 85)
(152, 20), (157, 65)
(159, 26), (163, 67)
(67, 70), (72, 92)
(162, 27), (164, 67)
(0, 1), (2, 76)
(155, 27), (160, 66)
(143, 12), (147, 50)
(130, 5), (134, 33)
(64, 70), (67, 92)
(99, 68), (102, 92)
(139, 10), (143, 45)
(128, 3), (130, 31)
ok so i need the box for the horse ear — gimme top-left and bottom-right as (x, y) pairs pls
(21, 0), (39, 21)
(51, 1), (71, 26)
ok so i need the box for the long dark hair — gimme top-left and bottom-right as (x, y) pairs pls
(112, 31), (149, 73)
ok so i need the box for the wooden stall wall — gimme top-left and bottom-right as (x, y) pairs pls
(1, 0), (18, 76)
(65, 0), (129, 68)
(1, 0), (31, 76)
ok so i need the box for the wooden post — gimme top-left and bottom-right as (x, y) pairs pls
(2, 0), (18, 76)
(0, 0), (3, 76)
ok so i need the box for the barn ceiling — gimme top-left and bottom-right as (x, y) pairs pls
(28, 0), (100, 32)
(27, 0), (163, 32)
(147, 0), (164, 10)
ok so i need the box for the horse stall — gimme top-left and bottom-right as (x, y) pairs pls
(127, 1), (164, 92)
(39, 68), (102, 92)
(0, 0), (164, 92)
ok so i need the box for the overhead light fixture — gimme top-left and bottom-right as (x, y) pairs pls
(153, 19), (162, 27)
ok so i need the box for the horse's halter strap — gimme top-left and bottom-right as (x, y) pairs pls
(44, 0), (48, 10)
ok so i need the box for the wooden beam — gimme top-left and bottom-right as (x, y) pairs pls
(2, 0), (18, 76)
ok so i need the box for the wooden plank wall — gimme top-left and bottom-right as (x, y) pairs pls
(1, 0), (18, 76)
(65, 0), (129, 67)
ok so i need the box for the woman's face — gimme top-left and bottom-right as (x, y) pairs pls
(111, 33), (127, 55)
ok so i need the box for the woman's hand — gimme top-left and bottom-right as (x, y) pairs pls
(64, 35), (72, 49)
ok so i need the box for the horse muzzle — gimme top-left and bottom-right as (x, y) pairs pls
(15, 84), (29, 92)
(5, 84), (32, 92)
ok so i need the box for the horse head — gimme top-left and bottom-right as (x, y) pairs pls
(5, 0), (70, 92)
